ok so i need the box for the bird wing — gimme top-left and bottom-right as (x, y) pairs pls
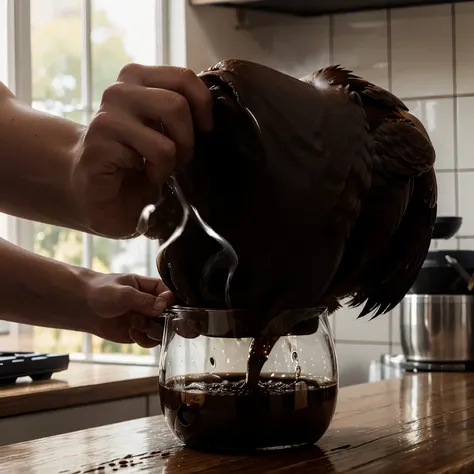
(347, 119), (437, 317)
(157, 59), (374, 314)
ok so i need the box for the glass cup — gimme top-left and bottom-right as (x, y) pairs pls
(158, 306), (338, 451)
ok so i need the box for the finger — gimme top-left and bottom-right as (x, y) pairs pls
(101, 84), (195, 164)
(117, 64), (213, 132)
(130, 312), (199, 341)
(146, 322), (165, 342)
(129, 327), (160, 348)
(120, 275), (175, 306)
(90, 110), (176, 184)
(130, 313), (164, 340)
(157, 289), (174, 306)
(130, 275), (170, 294)
(83, 139), (145, 174)
(113, 286), (169, 317)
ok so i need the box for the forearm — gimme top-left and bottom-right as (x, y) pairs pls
(0, 82), (89, 231)
(0, 237), (98, 333)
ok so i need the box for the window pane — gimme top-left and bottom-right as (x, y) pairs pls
(30, 0), (84, 264)
(31, 0), (83, 121)
(30, 0), (84, 354)
(91, 235), (155, 355)
(92, 235), (149, 274)
(91, 0), (157, 110)
(90, 0), (158, 355)
(91, 336), (151, 356)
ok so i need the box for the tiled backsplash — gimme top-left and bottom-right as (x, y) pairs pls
(185, 1), (474, 385)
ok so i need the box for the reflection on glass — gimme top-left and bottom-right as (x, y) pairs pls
(30, 0), (84, 353)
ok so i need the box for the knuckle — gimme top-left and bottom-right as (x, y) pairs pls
(118, 62), (142, 80)
(178, 67), (198, 82)
(141, 293), (153, 307)
(88, 111), (116, 136)
(117, 273), (134, 285)
(101, 82), (127, 104)
(166, 91), (189, 114)
(111, 286), (127, 308)
(160, 137), (177, 159)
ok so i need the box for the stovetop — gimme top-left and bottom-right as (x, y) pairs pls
(0, 351), (69, 385)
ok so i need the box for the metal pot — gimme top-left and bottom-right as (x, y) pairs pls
(400, 295), (474, 362)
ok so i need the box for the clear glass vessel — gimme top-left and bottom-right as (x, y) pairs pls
(158, 306), (338, 451)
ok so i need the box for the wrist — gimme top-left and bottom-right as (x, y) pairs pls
(66, 265), (102, 335)
(69, 134), (94, 233)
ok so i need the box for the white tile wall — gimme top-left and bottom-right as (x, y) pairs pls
(185, 1), (474, 385)
(455, 2), (474, 94)
(332, 10), (389, 90)
(335, 342), (390, 387)
(404, 98), (455, 171)
(390, 5), (454, 98)
(458, 172), (474, 234)
(457, 97), (474, 170)
(436, 172), (457, 216)
(334, 299), (390, 344)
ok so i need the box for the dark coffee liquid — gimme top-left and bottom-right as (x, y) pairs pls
(159, 373), (338, 451)
(246, 336), (280, 387)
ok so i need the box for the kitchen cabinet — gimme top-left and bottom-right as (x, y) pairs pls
(0, 362), (161, 446)
(0, 396), (149, 446)
(0, 395), (163, 446)
(191, 0), (472, 16)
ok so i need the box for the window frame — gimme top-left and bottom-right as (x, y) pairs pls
(2, 0), (170, 363)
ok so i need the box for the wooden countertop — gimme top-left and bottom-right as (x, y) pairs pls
(1, 372), (473, 473)
(0, 363), (158, 417)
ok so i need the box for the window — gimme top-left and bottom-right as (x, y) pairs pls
(0, 0), (168, 363)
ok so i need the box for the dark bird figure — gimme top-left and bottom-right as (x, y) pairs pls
(148, 59), (437, 328)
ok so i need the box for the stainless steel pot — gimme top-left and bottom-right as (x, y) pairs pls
(400, 295), (474, 362)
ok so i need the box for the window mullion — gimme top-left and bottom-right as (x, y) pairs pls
(8, 0), (34, 250)
(151, 0), (168, 365)
(81, 0), (93, 357)
(7, 0), (33, 337)
(10, 0), (31, 102)
(155, 0), (168, 66)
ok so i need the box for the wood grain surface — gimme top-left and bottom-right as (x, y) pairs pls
(2, 372), (474, 473)
(0, 363), (158, 417)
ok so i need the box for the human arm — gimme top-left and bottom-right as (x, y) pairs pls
(0, 82), (87, 231)
(0, 64), (213, 238)
(0, 236), (174, 347)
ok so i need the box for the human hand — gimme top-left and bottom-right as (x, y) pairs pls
(86, 272), (175, 348)
(72, 63), (214, 239)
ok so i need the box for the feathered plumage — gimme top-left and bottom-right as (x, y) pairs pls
(147, 60), (437, 324)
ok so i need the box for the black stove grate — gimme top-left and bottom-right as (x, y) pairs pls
(0, 351), (69, 385)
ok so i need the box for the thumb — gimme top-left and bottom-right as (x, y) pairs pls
(114, 286), (169, 317)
